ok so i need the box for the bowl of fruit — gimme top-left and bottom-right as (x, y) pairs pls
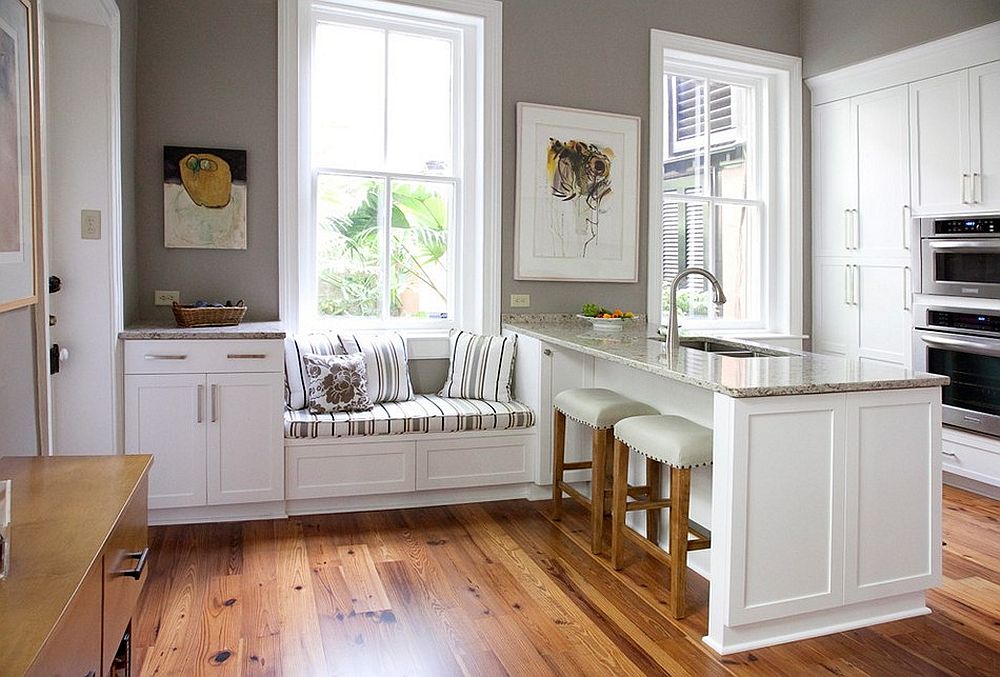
(577, 304), (636, 332)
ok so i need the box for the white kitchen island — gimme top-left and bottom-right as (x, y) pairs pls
(503, 316), (949, 655)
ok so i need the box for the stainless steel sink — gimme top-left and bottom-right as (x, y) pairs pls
(649, 335), (791, 358)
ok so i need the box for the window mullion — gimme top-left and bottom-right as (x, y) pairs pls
(381, 176), (392, 321)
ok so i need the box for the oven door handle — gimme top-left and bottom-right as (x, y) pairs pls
(918, 332), (1000, 357)
(926, 240), (1000, 253)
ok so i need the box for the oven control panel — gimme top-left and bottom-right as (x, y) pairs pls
(934, 217), (999, 235)
(928, 309), (1000, 335)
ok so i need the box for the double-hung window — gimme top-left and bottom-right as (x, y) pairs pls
(281, 0), (501, 334)
(648, 31), (801, 336)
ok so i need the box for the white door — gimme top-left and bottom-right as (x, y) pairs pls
(812, 99), (855, 256)
(45, 17), (120, 455)
(206, 373), (285, 504)
(857, 264), (911, 366)
(844, 389), (941, 603)
(970, 61), (1000, 209)
(909, 71), (971, 214)
(854, 86), (911, 257)
(812, 259), (858, 358)
(124, 374), (207, 509)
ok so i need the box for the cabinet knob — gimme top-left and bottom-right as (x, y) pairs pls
(543, 348), (553, 356)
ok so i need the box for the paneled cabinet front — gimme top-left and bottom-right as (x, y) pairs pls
(124, 339), (284, 509)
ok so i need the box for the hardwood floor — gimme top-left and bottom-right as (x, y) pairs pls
(134, 485), (1000, 676)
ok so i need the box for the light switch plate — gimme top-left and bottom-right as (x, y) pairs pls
(510, 293), (531, 308)
(81, 209), (101, 240)
(154, 290), (180, 306)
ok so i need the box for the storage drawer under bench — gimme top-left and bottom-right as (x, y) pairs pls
(124, 339), (283, 374)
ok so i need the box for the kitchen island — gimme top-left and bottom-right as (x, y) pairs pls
(503, 316), (949, 655)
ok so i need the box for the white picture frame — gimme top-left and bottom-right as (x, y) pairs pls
(514, 102), (640, 282)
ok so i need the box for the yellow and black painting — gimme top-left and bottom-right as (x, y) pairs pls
(163, 145), (247, 249)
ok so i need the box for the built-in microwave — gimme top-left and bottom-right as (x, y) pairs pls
(917, 216), (1000, 299)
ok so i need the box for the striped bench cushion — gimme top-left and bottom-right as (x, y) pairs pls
(284, 394), (535, 439)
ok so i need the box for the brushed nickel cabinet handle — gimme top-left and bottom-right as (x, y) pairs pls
(941, 451), (957, 457)
(227, 353), (267, 359)
(197, 384), (204, 423)
(973, 172), (981, 203)
(962, 173), (970, 204)
(844, 209), (851, 250)
(117, 547), (150, 580)
(902, 205), (911, 250)
(211, 384), (218, 423)
(844, 265), (851, 305)
(144, 354), (187, 360)
(903, 267), (911, 311)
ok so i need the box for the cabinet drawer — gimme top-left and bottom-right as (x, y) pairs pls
(416, 436), (531, 490)
(103, 477), (149, 671)
(27, 561), (102, 677)
(124, 339), (283, 374)
(943, 435), (1000, 486)
(286, 441), (416, 499)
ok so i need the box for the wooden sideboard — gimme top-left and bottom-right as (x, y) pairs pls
(0, 455), (152, 677)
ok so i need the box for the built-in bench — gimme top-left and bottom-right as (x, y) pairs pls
(282, 333), (539, 512)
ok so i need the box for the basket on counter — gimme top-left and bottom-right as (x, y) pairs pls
(171, 301), (247, 328)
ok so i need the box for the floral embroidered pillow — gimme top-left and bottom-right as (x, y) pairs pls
(303, 352), (373, 413)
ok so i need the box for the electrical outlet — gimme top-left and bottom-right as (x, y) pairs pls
(81, 209), (101, 240)
(510, 293), (531, 308)
(154, 290), (180, 306)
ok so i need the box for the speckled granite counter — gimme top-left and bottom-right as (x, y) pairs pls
(503, 317), (948, 398)
(119, 321), (286, 340)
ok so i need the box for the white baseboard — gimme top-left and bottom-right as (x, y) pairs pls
(944, 472), (1000, 500)
(150, 500), (288, 526)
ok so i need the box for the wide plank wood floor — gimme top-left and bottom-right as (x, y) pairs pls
(134, 485), (1000, 676)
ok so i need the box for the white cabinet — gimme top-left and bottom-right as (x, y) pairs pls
(123, 339), (285, 510)
(910, 63), (1000, 213)
(721, 388), (941, 626)
(812, 86), (910, 260)
(812, 260), (911, 365)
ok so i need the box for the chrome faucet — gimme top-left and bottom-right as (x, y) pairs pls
(665, 267), (727, 354)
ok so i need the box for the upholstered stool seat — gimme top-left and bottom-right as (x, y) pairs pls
(551, 388), (658, 554)
(611, 414), (713, 618)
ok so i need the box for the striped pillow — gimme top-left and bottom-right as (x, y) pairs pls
(439, 330), (517, 402)
(337, 333), (414, 403)
(284, 333), (344, 410)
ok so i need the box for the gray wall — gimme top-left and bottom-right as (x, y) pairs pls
(134, 0), (279, 322)
(801, 0), (1000, 77)
(501, 0), (801, 315)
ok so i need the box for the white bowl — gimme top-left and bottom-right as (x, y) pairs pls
(577, 314), (626, 332)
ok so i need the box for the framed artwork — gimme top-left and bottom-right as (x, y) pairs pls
(164, 145), (247, 249)
(0, 0), (40, 313)
(515, 102), (640, 282)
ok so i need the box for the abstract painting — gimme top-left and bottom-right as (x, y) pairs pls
(164, 146), (247, 249)
(515, 103), (639, 282)
(0, 0), (38, 313)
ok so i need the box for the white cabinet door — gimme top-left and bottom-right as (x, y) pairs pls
(124, 374), (207, 509)
(970, 61), (1000, 209)
(206, 372), (285, 505)
(854, 86), (911, 257)
(844, 389), (942, 603)
(857, 263), (911, 366)
(909, 71), (971, 214)
(812, 258), (858, 358)
(813, 99), (855, 256)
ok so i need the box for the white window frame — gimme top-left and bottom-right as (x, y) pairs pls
(278, 0), (501, 348)
(647, 30), (802, 339)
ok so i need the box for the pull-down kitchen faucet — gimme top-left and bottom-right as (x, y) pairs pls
(665, 267), (728, 354)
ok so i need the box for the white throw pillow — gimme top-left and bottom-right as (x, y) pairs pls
(438, 329), (517, 402)
(284, 333), (343, 410)
(337, 333), (414, 403)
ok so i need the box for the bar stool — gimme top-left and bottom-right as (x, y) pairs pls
(611, 414), (713, 618)
(551, 388), (658, 554)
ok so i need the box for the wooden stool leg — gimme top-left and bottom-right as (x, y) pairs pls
(611, 439), (630, 570)
(551, 409), (567, 520)
(590, 428), (608, 554)
(669, 466), (692, 618)
(646, 457), (662, 545)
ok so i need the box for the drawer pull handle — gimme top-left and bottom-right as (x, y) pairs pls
(144, 354), (187, 360)
(118, 547), (150, 580)
(941, 451), (957, 458)
(227, 353), (267, 359)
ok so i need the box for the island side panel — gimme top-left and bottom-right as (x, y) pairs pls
(707, 387), (941, 654)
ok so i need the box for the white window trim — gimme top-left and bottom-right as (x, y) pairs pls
(647, 29), (802, 339)
(278, 0), (501, 346)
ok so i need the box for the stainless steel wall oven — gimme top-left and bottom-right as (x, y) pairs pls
(917, 216), (1000, 299)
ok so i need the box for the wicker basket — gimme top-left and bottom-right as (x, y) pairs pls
(171, 302), (247, 328)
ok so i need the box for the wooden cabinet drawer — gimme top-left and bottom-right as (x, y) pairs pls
(102, 477), (149, 672)
(286, 441), (416, 499)
(124, 339), (283, 374)
(27, 562), (103, 677)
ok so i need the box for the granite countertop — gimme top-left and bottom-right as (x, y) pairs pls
(119, 321), (286, 340)
(503, 316), (949, 398)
